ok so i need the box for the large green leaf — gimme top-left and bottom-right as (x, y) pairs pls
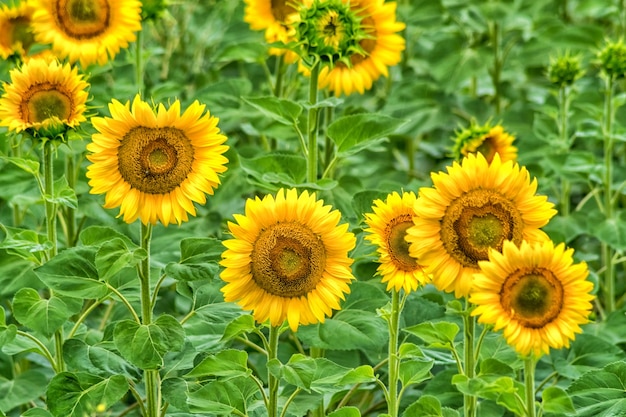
(12, 288), (83, 337)
(0, 251), (42, 296)
(402, 395), (460, 417)
(0, 370), (48, 413)
(95, 238), (147, 282)
(186, 349), (250, 378)
(0, 155), (40, 176)
(452, 374), (525, 416)
(541, 386), (575, 414)
(399, 358), (434, 387)
(79, 226), (136, 248)
(0, 227), (50, 264)
(314, 309), (388, 351)
(268, 354), (375, 394)
(63, 339), (140, 379)
(327, 114), (405, 156)
(46, 372), (129, 417)
(113, 314), (185, 369)
(327, 407), (361, 417)
(34, 247), (108, 299)
(404, 321), (460, 349)
(186, 376), (261, 415)
(45, 176), (77, 209)
(242, 96), (303, 125)
(567, 361), (626, 417)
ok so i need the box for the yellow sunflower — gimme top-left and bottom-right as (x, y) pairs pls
(30, 0), (142, 67)
(0, 0), (36, 59)
(364, 191), (429, 293)
(86, 94), (229, 226)
(220, 188), (356, 332)
(243, 0), (301, 62)
(406, 153), (556, 298)
(316, 0), (406, 96)
(470, 240), (594, 357)
(452, 122), (517, 164)
(0, 57), (89, 133)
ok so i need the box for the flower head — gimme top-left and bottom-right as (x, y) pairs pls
(470, 240), (595, 357)
(86, 95), (229, 226)
(548, 52), (584, 87)
(406, 153), (556, 298)
(0, 0), (36, 59)
(598, 39), (626, 79)
(0, 57), (89, 135)
(220, 188), (356, 332)
(364, 191), (429, 293)
(451, 121), (517, 164)
(316, 0), (405, 96)
(31, 0), (142, 67)
(244, 0), (301, 62)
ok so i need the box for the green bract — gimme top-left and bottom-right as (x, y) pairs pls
(598, 40), (626, 78)
(548, 52), (584, 86)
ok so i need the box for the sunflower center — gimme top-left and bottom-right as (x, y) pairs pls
(386, 214), (418, 271)
(271, 0), (295, 22)
(251, 221), (326, 298)
(3, 16), (35, 53)
(20, 83), (73, 123)
(117, 127), (195, 194)
(501, 268), (563, 328)
(320, 11), (344, 48)
(56, 0), (110, 38)
(442, 189), (523, 268)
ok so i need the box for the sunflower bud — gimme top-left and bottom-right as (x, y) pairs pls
(598, 39), (626, 79)
(141, 0), (169, 21)
(548, 52), (584, 87)
(295, 0), (369, 68)
(451, 120), (517, 164)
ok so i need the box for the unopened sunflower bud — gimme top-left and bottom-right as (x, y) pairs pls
(598, 39), (626, 79)
(548, 52), (584, 86)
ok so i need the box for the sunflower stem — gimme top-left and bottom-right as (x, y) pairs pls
(307, 60), (321, 183)
(268, 326), (280, 417)
(43, 139), (58, 259)
(387, 289), (402, 417)
(557, 84), (571, 217)
(139, 222), (160, 417)
(135, 26), (144, 95)
(273, 54), (286, 98)
(63, 152), (78, 247)
(602, 75), (616, 314)
(524, 356), (537, 417)
(310, 346), (326, 417)
(490, 21), (502, 115)
(463, 301), (477, 417)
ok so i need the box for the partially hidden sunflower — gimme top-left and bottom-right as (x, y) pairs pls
(451, 122), (517, 164)
(364, 191), (429, 293)
(86, 94), (229, 226)
(243, 0), (301, 63)
(470, 240), (594, 357)
(316, 0), (406, 96)
(0, 0), (36, 59)
(220, 188), (356, 332)
(406, 153), (556, 298)
(30, 0), (142, 67)
(0, 57), (89, 134)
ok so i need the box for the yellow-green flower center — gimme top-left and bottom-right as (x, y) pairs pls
(386, 214), (418, 271)
(251, 221), (326, 298)
(442, 189), (523, 268)
(118, 127), (194, 194)
(501, 268), (563, 328)
(56, 0), (110, 38)
(20, 83), (72, 124)
(270, 0), (295, 22)
(319, 10), (344, 49)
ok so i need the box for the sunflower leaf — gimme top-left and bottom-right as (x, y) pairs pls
(327, 113), (405, 156)
(566, 361), (626, 416)
(0, 155), (40, 176)
(95, 238), (147, 282)
(0, 370), (48, 413)
(399, 358), (434, 387)
(186, 349), (250, 378)
(403, 321), (460, 348)
(12, 288), (82, 338)
(242, 96), (303, 125)
(186, 376), (262, 415)
(541, 386), (575, 414)
(326, 407), (362, 417)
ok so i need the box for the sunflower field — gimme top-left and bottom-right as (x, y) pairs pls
(1, 0), (625, 416)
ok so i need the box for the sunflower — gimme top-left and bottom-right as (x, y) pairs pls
(451, 122), (517, 164)
(0, 57), (89, 134)
(364, 191), (429, 293)
(316, 0), (406, 96)
(243, 0), (301, 62)
(220, 188), (356, 332)
(30, 0), (142, 67)
(86, 95), (229, 226)
(470, 240), (594, 357)
(0, 0), (36, 59)
(405, 153), (556, 298)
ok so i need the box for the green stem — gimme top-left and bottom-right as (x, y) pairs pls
(63, 153), (77, 247)
(558, 85), (571, 216)
(524, 356), (537, 417)
(273, 54), (286, 98)
(309, 346), (325, 417)
(491, 21), (502, 115)
(463, 301), (477, 417)
(307, 60), (321, 183)
(10, 133), (23, 226)
(43, 140), (57, 259)
(387, 290), (401, 417)
(139, 222), (160, 417)
(603, 75), (616, 314)
(136, 27), (144, 95)
(16, 330), (57, 371)
(267, 326), (280, 417)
